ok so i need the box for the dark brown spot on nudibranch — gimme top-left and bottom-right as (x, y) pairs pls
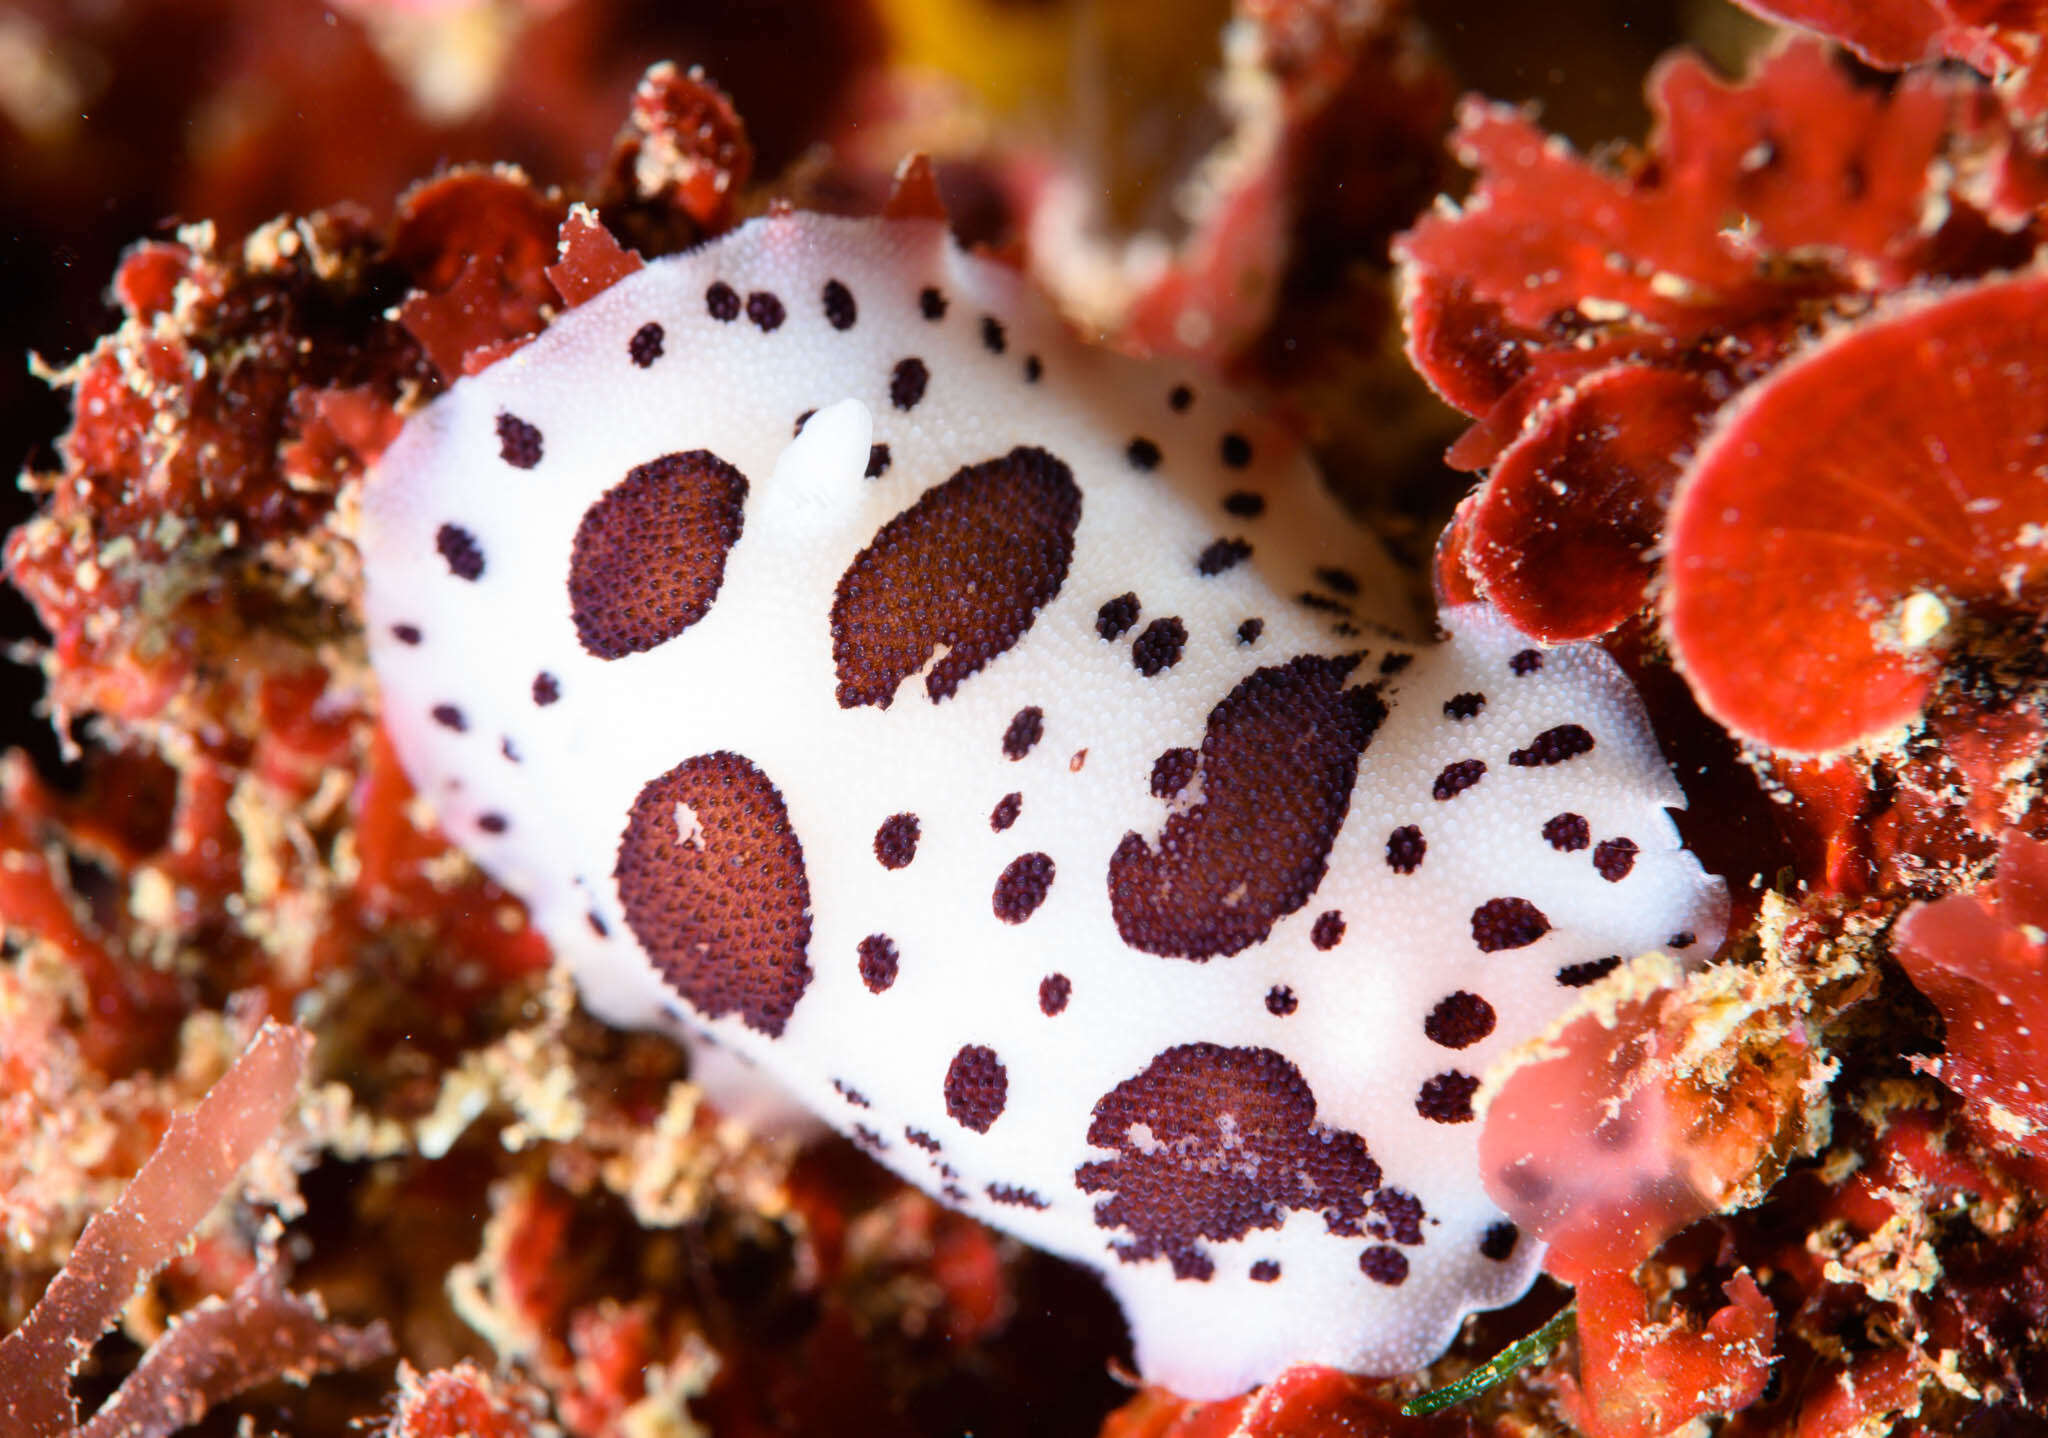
(945, 1045), (1008, 1131)
(865, 443), (892, 478)
(392, 623), (422, 645)
(1131, 617), (1187, 676)
(1472, 897), (1551, 952)
(858, 934), (899, 992)
(1511, 648), (1544, 675)
(1314, 567), (1359, 596)
(1386, 825), (1425, 873)
(793, 409), (815, 436)
(1002, 707), (1045, 760)
(1126, 437), (1162, 470)
(874, 813), (920, 869)
(1424, 991), (1497, 1049)
(1310, 911), (1346, 950)
(991, 792), (1022, 831)
(477, 812), (508, 834)
(1595, 836), (1640, 881)
(1220, 433), (1253, 468)
(615, 752), (813, 1037)
(1097, 593), (1141, 640)
(1416, 1071), (1480, 1123)
(906, 1127), (940, 1152)
(1480, 1222), (1520, 1260)
(1511, 723), (1596, 766)
(1265, 985), (1297, 1016)
(532, 672), (560, 706)
(1558, 956), (1623, 987)
(705, 281), (740, 321)
(1024, 354), (1043, 382)
(1168, 384), (1194, 412)
(497, 412), (543, 469)
(1543, 813), (1591, 851)
(1251, 1260), (1280, 1282)
(745, 291), (786, 331)
(569, 450), (748, 660)
(822, 278), (857, 330)
(1077, 1044), (1382, 1283)
(1109, 655), (1383, 960)
(919, 286), (947, 320)
(1222, 490), (1265, 518)
(890, 357), (930, 410)
(831, 447), (1081, 708)
(993, 852), (1056, 923)
(1237, 618), (1264, 644)
(629, 322), (664, 367)
(437, 523), (484, 581)
(1150, 747), (1198, 798)
(988, 1183), (1048, 1209)
(1444, 692), (1485, 720)
(980, 315), (1006, 353)
(1196, 538), (1252, 576)
(1370, 1189), (1426, 1244)
(431, 703), (465, 732)
(1433, 759), (1486, 800)
(1359, 1247), (1409, 1285)
(1039, 972), (1071, 1015)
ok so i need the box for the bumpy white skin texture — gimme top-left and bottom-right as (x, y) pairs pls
(361, 214), (1726, 1401)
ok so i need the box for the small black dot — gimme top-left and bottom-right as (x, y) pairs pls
(431, 703), (466, 732)
(628, 321), (665, 367)
(1265, 985), (1298, 1016)
(436, 523), (484, 581)
(478, 812), (509, 835)
(1196, 537), (1252, 576)
(1024, 354), (1042, 382)
(745, 290), (786, 331)
(980, 315), (1007, 353)
(1236, 617), (1264, 644)
(1310, 911), (1345, 950)
(1126, 437), (1162, 470)
(1220, 432), (1252, 468)
(1168, 384), (1193, 412)
(1250, 1259), (1280, 1282)
(1557, 956), (1623, 987)
(1360, 1247), (1409, 1285)
(991, 792), (1022, 831)
(1039, 972), (1071, 1015)
(1222, 490), (1266, 518)
(391, 623), (423, 645)
(859, 934), (900, 993)
(705, 281), (740, 321)
(1510, 648), (1544, 675)
(865, 443), (892, 478)
(532, 672), (560, 706)
(822, 278), (857, 330)
(1096, 593), (1141, 641)
(1315, 566), (1359, 597)
(497, 412), (543, 469)
(587, 911), (609, 938)
(1433, 759), (1486, 800)
(1131, 617), (1187, 676)
(1386, 824), (1425, 873)
(1379, 652), (1413, 675)
(1444, 692), (1485, 720)
(919, 286), (947, 320)
(1543, 813), (1590, 851)
(891, 357), (930, 410)
(1480, 1222), (1520, 1261)
(1416, 1071), (1479, 1123)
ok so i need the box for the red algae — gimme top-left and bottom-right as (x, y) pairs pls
(1894, 831), (2048, 1157)
(1732, 0), (2048, 120)
(1665, 272), (2048, 755)
(1563, 1269), (1775, 1438)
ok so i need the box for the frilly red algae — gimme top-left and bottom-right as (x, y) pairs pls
(1894, 830), (2048, 1157)
(1732, 0), (2048, 120)
(1665, 272), (2048, 755)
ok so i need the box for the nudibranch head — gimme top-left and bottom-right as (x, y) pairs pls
(360, 211), (1725, 1399)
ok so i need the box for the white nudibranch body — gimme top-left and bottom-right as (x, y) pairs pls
(360, 212), (1725, 1400)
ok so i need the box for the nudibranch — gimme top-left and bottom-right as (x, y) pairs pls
(360, 212), (1725, 1399)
